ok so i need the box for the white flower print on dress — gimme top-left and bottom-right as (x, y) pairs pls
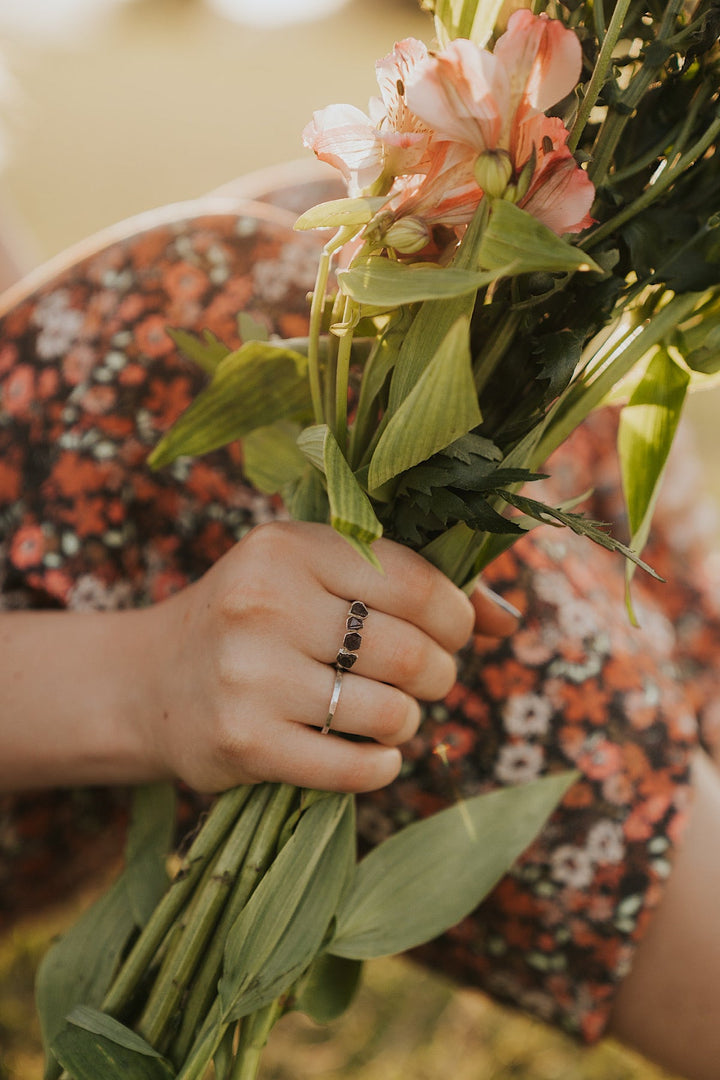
(503, 693), (552, 737)
(495, 741), (544, 784)
(33, 291), (84, 360)
(585, 819), (625, 864)
(550, 844), (594, 889)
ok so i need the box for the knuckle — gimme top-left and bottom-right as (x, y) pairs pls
(432, 652), (459, 701)
(372, 688), (419, 745)
(401, 555), (438, 617)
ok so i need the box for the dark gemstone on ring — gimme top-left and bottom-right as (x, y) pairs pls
(346, 615), (364, 631)
(350, 600), (369, 619)
(343, 631), (362, 651)
(336, 648), (358, 669)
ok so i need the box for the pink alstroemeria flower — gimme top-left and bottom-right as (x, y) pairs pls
(400, 10), (594, 235)
(302, 38), (432, 195)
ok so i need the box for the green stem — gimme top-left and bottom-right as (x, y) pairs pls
(588, 0), (685, 185)
(334, 296), (357, 453)
(101, 785), (253, 1019)
(307, 250), (331, 424)
(567, 0), (633, 154)
(136, 784), (275, 1047)
(531, 290), (701, 464)
(474, 309), (522, 394)
(229, 1000), (283, 1080)
(169, 784), (299, 1065)
(583, 112), (720, 250)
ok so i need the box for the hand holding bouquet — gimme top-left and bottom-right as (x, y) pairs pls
(37, 0), (720, 1077)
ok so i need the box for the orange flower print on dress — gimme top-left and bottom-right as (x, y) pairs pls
(9, 524), (46, 569)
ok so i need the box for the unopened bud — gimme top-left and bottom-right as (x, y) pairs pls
(473, 149), (513, 199)
(383, 216), (432, 254)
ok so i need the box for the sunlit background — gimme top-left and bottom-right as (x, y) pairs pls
(0, 2), (710, 1078)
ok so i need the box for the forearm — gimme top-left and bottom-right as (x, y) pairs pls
(0, 607), (167, 791)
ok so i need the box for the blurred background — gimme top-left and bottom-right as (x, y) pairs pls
(0, 0), (709, 1076)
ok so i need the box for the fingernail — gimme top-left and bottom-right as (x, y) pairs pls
(478, 582), (522, 620)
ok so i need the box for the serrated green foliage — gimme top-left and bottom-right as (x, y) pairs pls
(497, 489), (664, 580)
(338, 257), (505, 307)
(369, 316), (482, 490)
(329, 772), (577, 960)
(479, 201), (602, 276)
(52, 1007), (175, 1080)
(219, 795), (355, 1022)
(618, 348), (689, 620)
(167, 327), (230, 375)
(293, 953), (363, 1024)
(148, 342), (312, 468)
(294, 197), (388, 231)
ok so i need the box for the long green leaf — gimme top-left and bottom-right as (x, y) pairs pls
(52, 1008), (174, 1080)
(294, 953), (363, 1024)
(294, 197), (388, 231)
(36, 785), (175, 1079)
(478, 200), (602, 275)
(123, 783), (176, 927)
(368, 316), (481, 490)
(167, 327), (230, 375)
(338, 257), (505, 307)
(297, 425), (384, 568)
(618, 347), (689, 620)
(148, 342), (311, 468)
(219, 795), (355, 1021)
(329, 772), (577, 959)
(242, 422), (307, 495)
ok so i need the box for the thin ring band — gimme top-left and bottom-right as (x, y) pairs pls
(321, 668), (344, 735)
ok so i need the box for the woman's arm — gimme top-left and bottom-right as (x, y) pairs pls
(0, 520), (518, 794)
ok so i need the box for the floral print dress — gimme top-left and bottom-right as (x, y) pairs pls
(0, 175), (718, 1044)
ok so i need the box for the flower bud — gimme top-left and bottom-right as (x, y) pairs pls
(383, 216), (432, 254)
(474, 150), (513, 199)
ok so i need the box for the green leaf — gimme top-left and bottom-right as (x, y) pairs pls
(123, 783), (176, 927)
(430, 0), (507, 44)
(294, 196), (389, 231)
(478, 200), (602, 276)
(237, 311), (270, 343)
(618, 348), (689, 620)
(167, 327), (230, 375)
(242, 422), (307, 495)
(219, 795), (355, 1021)
(496, 489), (665, 580)
(329, 772), (577, 960)
(298, 425), (384, 568)
(148, 342), (312, 469)
(52, 1008), (175, 1080)
(368, 316), (482, 490)
(294, 953), (363, 1023)
(338, 257), (505, 307)
(36, 786), (175, 1079)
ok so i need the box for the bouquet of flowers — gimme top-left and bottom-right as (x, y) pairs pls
(36, 0), (720, 1077)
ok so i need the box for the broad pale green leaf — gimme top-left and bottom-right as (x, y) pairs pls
(431, 0), (509, 44)
(338, 257), (506, 307)
(368, 316), (482, 490)
(167, 327), (230, 375)
(242, 422), (307, 495)
(294, 196), (388, 231)
(237, 311), (270, 343)
(219, 795), (355, 1021)
(123, 783), (176, 927)
(285, 464), (331, 524)
(148, 342), (311, 468)
(294, 953), (363, 1023)
(478, 200), (602, 276)
(52, 1008), (174, 1080)
(298, 425), (384, 568)
(329, 772), (576, 959)
(618, 348), (689, 620)
(37, 879), (137, 1080)
(37, 785), (175, 1078)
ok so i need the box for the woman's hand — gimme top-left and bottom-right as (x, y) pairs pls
(147, 521), (519, 794)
